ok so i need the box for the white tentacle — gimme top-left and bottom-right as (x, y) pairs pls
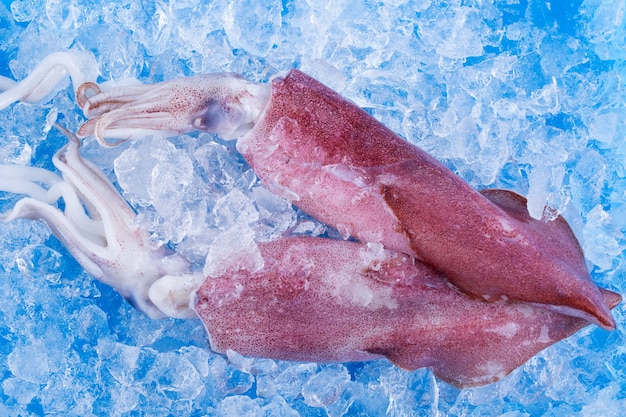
(0, 127), (192, 319)
(76, 73), (270, 145)
(0, 50), (99, 110)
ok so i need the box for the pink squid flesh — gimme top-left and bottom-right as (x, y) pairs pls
(194, 236), (621, 388)
(235, 70), (616, 330)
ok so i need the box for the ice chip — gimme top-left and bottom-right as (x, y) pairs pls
(224, 0), (283, 56)
(590, 112), (618, 144)
(251, 186), (296, 241)
(0, 134), (33, 165)
(226, 349), (278, 375)
(115, 136), (194, 213)
(526, 164), (551, 220)
(302, 365), (351, 408)
(571, 148), (607, 212)
(7, 341), (53, 384)
(580, 385), (622, 417)
(582, 205), (623, 271)
(526, 77), (560, 115)
(93, 27), (143, 80)
(129, 0), (171, 56)
(73, 305), (110, 343)
(212, 188), (259, 230)
(115, 140), (156, 206)
(216, 395), (262, 417)
(45, 0), (80, 31)
(147, 148), (194, 219)
(9, 0), (38, 23)
(95, 339), (141, 386)
(2, 377), (39, 406)
(143, 351), (205, 401)
(540, 34), (588, 77)
(205, 356), (254, 398)
(581, 0), (626, 60)
(418, 6), (488, 59)
(15, 244), (64, 283)
(272, 363), (319, 400)
(204, 223), (263, 277)
(260, 396), (300, 417)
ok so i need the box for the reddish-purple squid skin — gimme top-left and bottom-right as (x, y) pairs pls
(194, 237), (621, 388)
(235, 69), (616, 330)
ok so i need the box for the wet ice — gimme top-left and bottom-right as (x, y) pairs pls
(0, 0), (625, 415)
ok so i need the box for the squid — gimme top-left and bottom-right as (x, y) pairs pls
(75, 64), (616, 329)
(195, 237), (620, 388)
(0, 131), (619, 388)
(0, 51), (621, 388)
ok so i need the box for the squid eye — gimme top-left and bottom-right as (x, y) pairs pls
(192, 100), (224, 132)
(192, 100), (243, 134)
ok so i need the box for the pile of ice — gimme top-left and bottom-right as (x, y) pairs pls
(0, 0), (625, 415)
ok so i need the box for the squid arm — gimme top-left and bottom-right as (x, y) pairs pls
(0, 51), (99, 110)
(0, 126), (192, 318)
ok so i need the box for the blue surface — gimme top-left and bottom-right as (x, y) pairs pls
(0, 0), (625, 415)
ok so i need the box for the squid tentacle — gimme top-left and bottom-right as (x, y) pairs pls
(0, 166), (102, 239)
(78, 82), (170, 115)
(1, 197), (109, 277)
(0, 127), (191, 318)
(0, 51), (99, 110)
(89, 109), (177, 146)
(76, 73), (271, 144)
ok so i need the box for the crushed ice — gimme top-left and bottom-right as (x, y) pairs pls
(0, 0), (625, 415)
